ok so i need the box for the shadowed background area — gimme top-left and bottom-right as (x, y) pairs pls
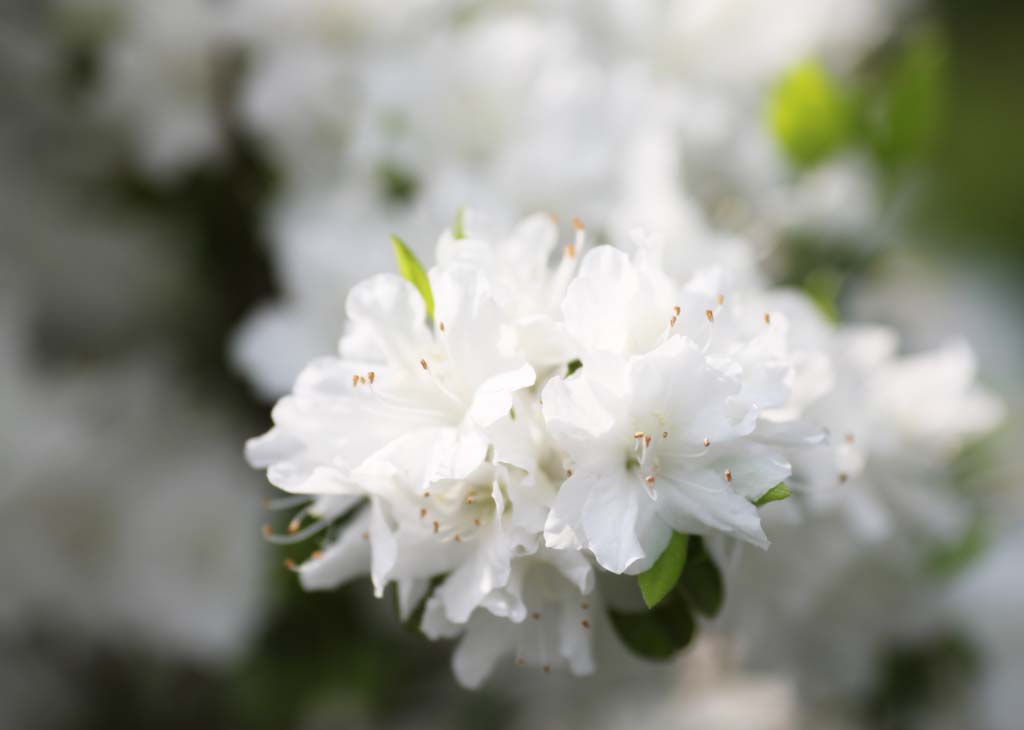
(1, 1), (1021, 728)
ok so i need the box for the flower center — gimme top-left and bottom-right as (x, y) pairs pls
(419, 476), (508, 543)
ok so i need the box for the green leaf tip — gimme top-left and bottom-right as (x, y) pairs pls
(390, 234), (434, 320)
(754, 482), (792, 507)
(452, 207), (466, 240)
(638, 531), (688, 608)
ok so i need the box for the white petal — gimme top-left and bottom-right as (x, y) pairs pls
(451, 613), (516, 689)
(515, 316), (578, 367)
(541, 374), (618, 464)
(712, 448), (792, 501)
(420, 595), (462, 640)
(543, 473), (589, 551)
(557, 596), (595, 677)
(430, 264), (515, 393)
(396, 578), (430, 622)
(368, 500), (397, 597)
(467, 362), (536, 427)
(244, 427), (302, 468)
(754, 417), (827, 447)
(658, 470), (769, 549)
(298, 508), (371, 591)
(543, 546), (595, 595)
(272, 465), (361, 496)
(626, 335), (747, 444)
(425, 427), (490, 482)
(437, 528), (514, 624)
(345, 273), (432, 369)
(579, 471), (647, 574)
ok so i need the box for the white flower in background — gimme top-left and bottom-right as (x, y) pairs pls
(717, 299), (1004, 700)
(788, 326), (1004, 543)
(89, 0), (233, 178)
(766, 154), (882, 242)
(174, 0), (908, 399)
(0, 292), (267, 662)
(0, 19), (268, 665)
(246, 213), (835, 685)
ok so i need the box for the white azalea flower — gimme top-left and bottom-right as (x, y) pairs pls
(436, 210), (587, 368)
(245, 210), (1001, 692)
(421, 546), (596, 688)
(540, 245), (816, 573)
(542, 334), (790, 573)
(243, 212), (841, 685)
(246, 256), (540, 609)
(247, 263), (535, 494)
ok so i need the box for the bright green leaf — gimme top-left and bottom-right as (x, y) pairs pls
(677, 537), (724, 618)
(609, 598), (695, 660)
(768, 60), (852, 168)
(638, 531), (689, 608)
(754, 482), (792, 507)
(390, 234), (434, 320)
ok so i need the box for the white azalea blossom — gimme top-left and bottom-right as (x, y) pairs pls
(247, 213), (843, 686)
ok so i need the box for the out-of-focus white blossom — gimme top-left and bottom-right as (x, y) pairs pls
(0, 288), (268, 663)
(87, 0), (235, 178)
(198, 0), (903, 397)
(719, 294), (1003, 699)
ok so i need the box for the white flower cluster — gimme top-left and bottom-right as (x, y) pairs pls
(246, 211), (840, 686)
(55, 0), (903, 399)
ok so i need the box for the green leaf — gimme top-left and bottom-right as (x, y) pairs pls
(754, 482), (791, 507)
(802, 268), (843, 323)
(452, 207), (466, 239)
(566, 359), (582, 376)
(865, 28), (948, 168)
(390, 234), (434, 320)
(927, 521), (987, 577)
(376, 161), (418, 203)
(768, 60), (852, 168)
(676, 537), (724, 618)
(638, 531), (688, 608)
(609, 597), (695, 660)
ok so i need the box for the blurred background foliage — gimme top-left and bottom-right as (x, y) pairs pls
(2, 0), (1021, 728)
